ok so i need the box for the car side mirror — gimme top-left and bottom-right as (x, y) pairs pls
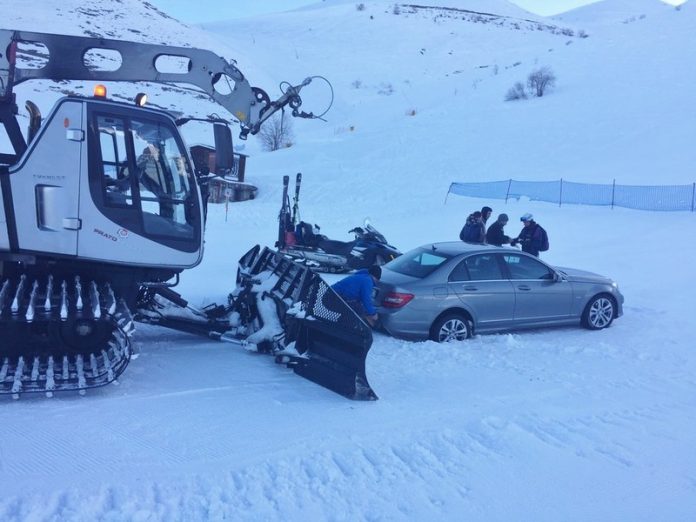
(553, 271), (564, 283)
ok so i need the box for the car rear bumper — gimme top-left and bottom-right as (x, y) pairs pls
(612, 289), (624, 318)
(377, 308), (431, 340)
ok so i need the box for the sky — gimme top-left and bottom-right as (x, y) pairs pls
(151, 0), (317, 22)
(513, 0), (684, 15)
(150, 0), (686, 23)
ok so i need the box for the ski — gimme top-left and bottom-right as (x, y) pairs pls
(292, 172), (302, 225)
(277, 175), (291, 248)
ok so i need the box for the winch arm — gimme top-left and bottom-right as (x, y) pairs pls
(0, 29), (311, 138)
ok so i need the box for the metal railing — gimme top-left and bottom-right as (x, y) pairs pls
(447, 179), (696, 212)
(229, 153), (248, 182)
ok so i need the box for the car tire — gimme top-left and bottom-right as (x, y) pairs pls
(582, 294), (616, 330)
(430, 313), (471, 342)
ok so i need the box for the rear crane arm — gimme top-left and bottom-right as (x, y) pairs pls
(0, 29), (312, 139)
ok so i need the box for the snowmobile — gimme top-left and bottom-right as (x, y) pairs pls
(0, 29), (376, 400)
(276, 173), (401, 273)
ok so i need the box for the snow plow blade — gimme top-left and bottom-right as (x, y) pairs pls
(238, 246), (377, 400)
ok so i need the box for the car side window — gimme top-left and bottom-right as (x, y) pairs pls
(448, 260), (470, 282)
(464, 254), (503, 281)
(503, 254), (553, 280)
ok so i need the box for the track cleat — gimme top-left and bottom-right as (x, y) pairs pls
(0, 274), (133, 397)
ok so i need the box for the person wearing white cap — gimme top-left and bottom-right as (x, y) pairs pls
(511, 213), (549, 257)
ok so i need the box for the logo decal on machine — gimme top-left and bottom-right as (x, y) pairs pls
(117, 228), (129, 238)
(93, 228), (118, 242)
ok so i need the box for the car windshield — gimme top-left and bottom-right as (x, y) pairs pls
(386, 247), (451, 278)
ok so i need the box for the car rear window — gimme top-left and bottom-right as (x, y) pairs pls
(386, 247), (451, 278)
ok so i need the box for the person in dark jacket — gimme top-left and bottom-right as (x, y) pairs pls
(485, 213), (511, 246)
(481, 206), (493, 225)
(511, 213), (545, 257)
(331, 265), (381, 326)
(459, 211), (485, 243)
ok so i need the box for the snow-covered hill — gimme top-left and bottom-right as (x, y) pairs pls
(202, 0), (696, 183)
(1, 1), (695, 521)
(555, 0), (681, 23)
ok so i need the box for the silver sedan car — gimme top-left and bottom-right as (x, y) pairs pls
(375, 242), (623, 342)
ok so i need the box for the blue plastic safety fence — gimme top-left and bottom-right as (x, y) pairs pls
(447, 179), (696, 212)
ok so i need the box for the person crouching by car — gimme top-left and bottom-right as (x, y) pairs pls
(486, 213), (511, 246)
(331, 265), (381, 326)
(511, 213), (549, 257)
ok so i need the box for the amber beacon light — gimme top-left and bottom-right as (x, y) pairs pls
(93, 84), (107, 98)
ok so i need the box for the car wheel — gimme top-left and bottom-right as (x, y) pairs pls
(582, 294), (616, 330)
(430, 313), (471, 342)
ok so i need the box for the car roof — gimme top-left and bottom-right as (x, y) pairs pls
(415, 241), (506, 257)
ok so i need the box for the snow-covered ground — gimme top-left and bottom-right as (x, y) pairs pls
(1, 1), (696, 520)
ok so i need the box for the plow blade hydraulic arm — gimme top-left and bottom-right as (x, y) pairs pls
(135, 246), (377, 400)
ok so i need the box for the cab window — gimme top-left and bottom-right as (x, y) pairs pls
(97, 116), (133, 207)
(130, 119), (193, 239)
(92, 110), (198, 249)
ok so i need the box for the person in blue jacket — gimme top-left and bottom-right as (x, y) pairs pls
(331, 265), (381, 326)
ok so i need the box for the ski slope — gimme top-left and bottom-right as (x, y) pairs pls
(1, 1), (695, 520)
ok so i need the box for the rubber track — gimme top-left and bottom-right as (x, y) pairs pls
(0, 274), (133, 397)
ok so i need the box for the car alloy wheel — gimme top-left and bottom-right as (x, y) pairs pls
(583, 295), (615, 330)
(432, 314), (470, 342)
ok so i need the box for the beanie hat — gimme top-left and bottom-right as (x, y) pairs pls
(368, 265), (382, 280)
(520, 213), (534, 222)
(498, 213), (509, 223)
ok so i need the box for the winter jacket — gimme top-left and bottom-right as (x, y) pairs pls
(515, 221), (545, 257)
(459, 214), (485, 243)
(331, 269), (377, 315)
(486, 221), (511, 246)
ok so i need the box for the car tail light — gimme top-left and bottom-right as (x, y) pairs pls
(382, 292), (414, 309)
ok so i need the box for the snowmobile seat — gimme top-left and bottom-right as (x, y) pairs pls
(297, 221), (321, 247)
(317, 238), (355, 256)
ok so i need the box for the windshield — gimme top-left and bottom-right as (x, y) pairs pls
(386, 247), (451, 278)
(131, 119), (194, 238)
(362, 218), (387, 243)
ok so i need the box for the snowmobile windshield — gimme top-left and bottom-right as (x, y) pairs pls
(364, 223), (388, 244)
(386, 247), (452, 279)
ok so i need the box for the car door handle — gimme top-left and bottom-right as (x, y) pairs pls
(463, 285), (478, 291)
(517, 285), (531, 291)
